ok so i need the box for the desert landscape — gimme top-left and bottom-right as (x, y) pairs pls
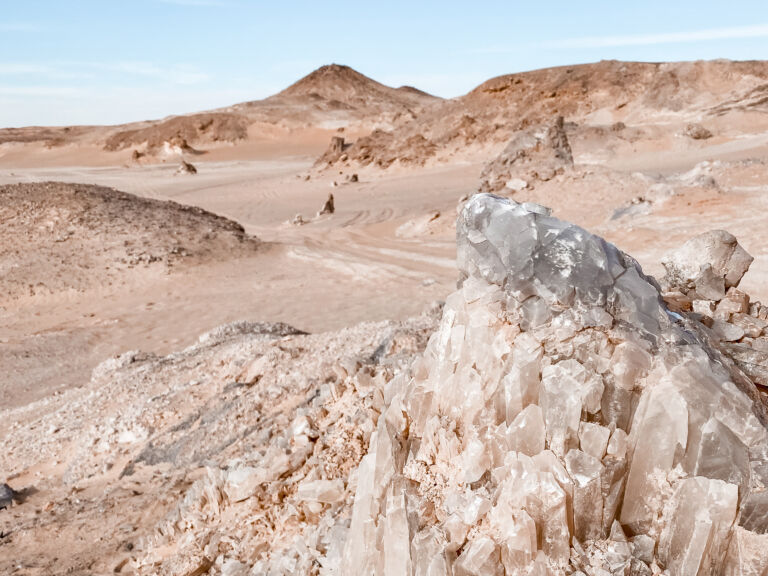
(2, 57), (768, 575)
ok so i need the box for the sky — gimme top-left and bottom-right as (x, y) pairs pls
(1, 0), (767, 127)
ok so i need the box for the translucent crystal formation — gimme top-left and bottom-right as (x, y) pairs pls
(342, 193), (768, 575)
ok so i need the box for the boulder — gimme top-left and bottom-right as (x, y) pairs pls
(318, 193), (335, 216)
(661, 230), (753, 296)
(684, 123), (713, 140)
(0, 483), (16, 510)
(176, 160), (197, 175)
(479, 116), (573, 193)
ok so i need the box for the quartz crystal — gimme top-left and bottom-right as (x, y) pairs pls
(341, 194), (768, 575)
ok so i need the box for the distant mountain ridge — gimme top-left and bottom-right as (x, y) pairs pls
(320, 59), (768, 169)
(3, 60), (768, 158)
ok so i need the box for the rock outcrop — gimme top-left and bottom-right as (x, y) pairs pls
(684, 123), (713, 140)
(316, 136), (349, 166)
(342, 193), (768, 575)
(660, 230), (768, 391)
(318, 193), (335, 216)
(479, 116), (573, 194)
(661, 230), (753, 299)
(176, 160), (197, 175)
(6, 191), (768, 575)
(0, 483), (16, 510)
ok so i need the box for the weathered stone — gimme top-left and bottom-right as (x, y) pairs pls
(478, 117), (573, 193)
(716, 288), (750, 319)
(316, 135), (347, 166)
(661, 229), (753, 293)
(692, 299), (716, 317)
(176, 160), (197, 175)
(712, 319), (746, 342)
(730, 313), (767, 338)
(684, 123), (713, 140)
(0, 483), (16, 510)
(318, 193), (335, 216)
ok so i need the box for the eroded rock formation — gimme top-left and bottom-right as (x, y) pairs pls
(342, 194), (768, 575)
(176, 160), (198, 175)
(479, 117), (573, 194)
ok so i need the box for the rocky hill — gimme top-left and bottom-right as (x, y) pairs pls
(272, 64), (439, 112)
(0, 182), (260, 300)
(324, 59), (768, 169)
(0, 64), (441, 156)
(5, 59), (767, 162)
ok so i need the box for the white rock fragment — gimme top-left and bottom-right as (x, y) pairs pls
(661, 229), (753, 295)
(297, 479), (345, 504)
(578, 422), (610, 459)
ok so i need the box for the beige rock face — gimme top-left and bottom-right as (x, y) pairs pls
(341, 194), (768, 575)
(661, 229), (754, 296)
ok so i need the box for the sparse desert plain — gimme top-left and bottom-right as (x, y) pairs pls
(2, 61), (768, 574)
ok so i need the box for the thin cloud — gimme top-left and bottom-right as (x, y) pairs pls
(548, 24), (768, 49)
(472, 24), (768, 54)
(95, 62), (211, 84)
(0, 63), (50, 75)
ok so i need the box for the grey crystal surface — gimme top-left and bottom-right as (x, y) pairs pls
(341, 193), (768, 576)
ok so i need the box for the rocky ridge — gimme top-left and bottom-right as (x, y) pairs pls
(320, 60), (768, 170)
(478, 116), (574, 193)
(0, 182), (260, 300)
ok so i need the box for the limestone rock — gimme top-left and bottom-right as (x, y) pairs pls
(479, 116), (573, 193)
(318, 193), (335, 216)
(316, 136), (348, 166)
(684, 123), (713, 140)
(176, 160), (197, 175)
(341, 193), (768, 575)
(661, 229), (753, 295)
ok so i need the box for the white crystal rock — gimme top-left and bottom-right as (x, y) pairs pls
(662, 229), (753, 292)
(296, 478), (345, 504)
(223, 465), (262, 502)
(341, 194), (768, 575)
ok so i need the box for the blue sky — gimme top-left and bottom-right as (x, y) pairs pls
(1, 0), (767, 127)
